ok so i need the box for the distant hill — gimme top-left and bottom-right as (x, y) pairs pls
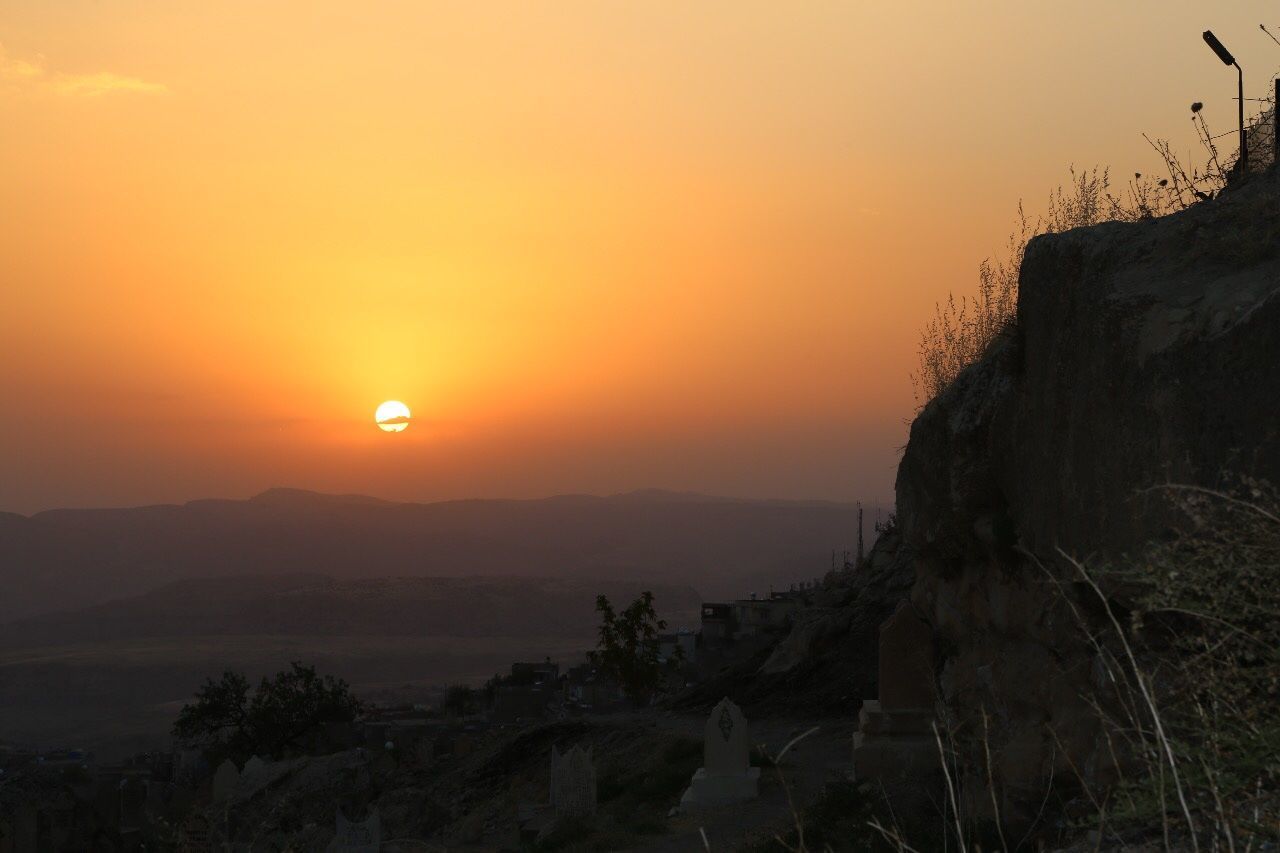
(0, 488), (876, 622)
(0, 574), (704, 647)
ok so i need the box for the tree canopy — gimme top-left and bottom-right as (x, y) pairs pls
(173, 661), (362, 763)
(589, 590), (680, 705)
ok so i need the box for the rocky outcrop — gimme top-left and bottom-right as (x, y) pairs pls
(897, 171), (1280, 826)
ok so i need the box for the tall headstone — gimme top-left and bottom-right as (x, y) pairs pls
(332, 808), (381, 853)
(211, 759), (240, 804)
(679, 697), (760, 807)
(550, 745), (597, 818)
(851, 601), (937, 781)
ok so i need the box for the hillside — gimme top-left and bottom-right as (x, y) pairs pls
(0, 488), (874, 622)
(692, 169), (1280, 846)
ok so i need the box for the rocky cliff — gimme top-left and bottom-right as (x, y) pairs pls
(896, 169), (1280, 826)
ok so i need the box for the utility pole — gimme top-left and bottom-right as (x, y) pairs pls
(856, 503), (865, 569)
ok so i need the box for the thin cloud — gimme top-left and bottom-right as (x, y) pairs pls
(50, 71), (167, 97)
(0, 44), (166, 97)
(0, 49), (42, 81)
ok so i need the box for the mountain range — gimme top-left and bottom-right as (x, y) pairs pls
(0, 487), (875, 623)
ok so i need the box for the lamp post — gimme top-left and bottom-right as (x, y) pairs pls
(1203, 30), (1247, 175)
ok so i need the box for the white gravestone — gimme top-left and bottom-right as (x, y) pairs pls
(550, 745), (597, 817)
(211, 759), (240, 804)
(680, 697), (760, 807)
(331, 808), (381, 853)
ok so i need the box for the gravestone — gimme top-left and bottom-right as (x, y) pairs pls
(211, 759), (240, 804)
(679, 697), (760, 807)
(851, 601), (937, 781)
(331, 808), (381, 853)
(550, 745), (597, 818)
(177, 812), (213, 853)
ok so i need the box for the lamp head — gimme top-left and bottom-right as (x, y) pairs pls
(1203, 30), (1237, 66)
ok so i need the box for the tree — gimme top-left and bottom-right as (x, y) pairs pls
(173, 661), (362, 763)
(442, 684), (479, 717)
(589, 591), (678, 705)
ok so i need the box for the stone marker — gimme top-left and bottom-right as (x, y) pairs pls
(242, 755), (267, 779)
(331, 808), (381, 853)
(211, 759), (240, 804)
(851, 600), (937, 781)
(178, 812), (214, 853)
(679, 697), (760, 807)
(550, 745), (597, 817)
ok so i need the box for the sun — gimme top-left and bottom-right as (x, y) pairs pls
(375, 400), (411, 433)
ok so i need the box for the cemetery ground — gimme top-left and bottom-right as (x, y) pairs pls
(208, 710), (861, 851)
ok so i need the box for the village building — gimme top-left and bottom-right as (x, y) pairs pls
(508, 660), (560, 686)
(731, 593), (802, 637)
(700, 594), (802, 643)
(562, 663), (625, 711)
(490, 683), (557, 724)
(699, 603), (734, 641)
(658, 630), (697, 663)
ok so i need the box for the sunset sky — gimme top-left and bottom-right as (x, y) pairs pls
(3, 1), (1277, 514)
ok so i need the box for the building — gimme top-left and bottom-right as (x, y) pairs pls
(700, 595), (802, 643)
(731, 594), (802, 637)
(509, 660), (560, 686)
(490, 684), (555, 724)
(562, 663), (625, 710)
(658, 630), (697, 663)
(699, 603), (734, 641)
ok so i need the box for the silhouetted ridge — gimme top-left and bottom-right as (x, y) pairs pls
(0, 489), (879, 621)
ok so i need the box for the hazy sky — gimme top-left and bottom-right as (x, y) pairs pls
(2, 2), (1276, 514)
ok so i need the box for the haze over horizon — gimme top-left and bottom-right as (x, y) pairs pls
(7, 484), (877, 516)
(4, 1), (1277, 515)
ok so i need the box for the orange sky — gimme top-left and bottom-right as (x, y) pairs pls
(2, 2), (1277, 513)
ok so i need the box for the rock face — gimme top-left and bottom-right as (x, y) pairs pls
(897, 172), (1280, 825)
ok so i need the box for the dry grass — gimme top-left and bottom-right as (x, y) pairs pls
(1087, 479), (1280, 848)
(907, 80), (1280, 410)
(834, 479), (1280, 853)
(909, 166), (1179, 408)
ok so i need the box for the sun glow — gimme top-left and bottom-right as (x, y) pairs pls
(375, 400), (411, 433)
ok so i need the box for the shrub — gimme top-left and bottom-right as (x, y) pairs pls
(1013, 480), (1280, 850)
(1092, 479), (1280, 846)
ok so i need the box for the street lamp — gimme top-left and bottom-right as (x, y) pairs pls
(1203, 30), (1247, 175)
